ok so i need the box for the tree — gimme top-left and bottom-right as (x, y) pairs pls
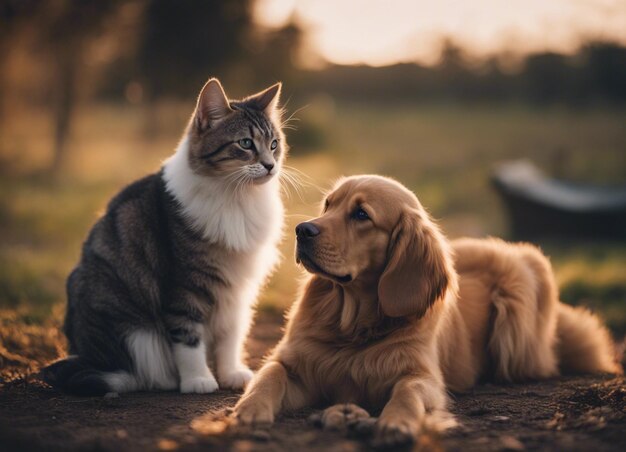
(0, 0), (124, 171)
(135, 0), (254, 100)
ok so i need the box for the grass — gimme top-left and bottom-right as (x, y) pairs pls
(0, 100), (625, 345)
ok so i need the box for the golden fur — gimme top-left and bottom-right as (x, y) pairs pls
(235, 175), (621, 446)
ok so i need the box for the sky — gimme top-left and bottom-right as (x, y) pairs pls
(254, 0), (626, 67)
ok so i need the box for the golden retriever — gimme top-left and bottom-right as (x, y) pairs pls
(234, 175), (621, 446)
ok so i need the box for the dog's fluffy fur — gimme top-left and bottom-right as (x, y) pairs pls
(234, 175), (621, 446)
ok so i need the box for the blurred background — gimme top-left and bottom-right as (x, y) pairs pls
(1, 0), (625, 370)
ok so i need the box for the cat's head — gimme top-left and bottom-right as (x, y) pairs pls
(187, 78), (286, 185)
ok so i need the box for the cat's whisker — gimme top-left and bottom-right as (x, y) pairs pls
(226, 174), (240, 194)
(228, 171), (250, 199)
(278, 173), (295, 200)
(279, 178), (293, 201)
(288, 181), (306, 203)
(234, 172), (252, 195)
(231, 174), (246, 196)
(283, 164), (314, 180)
(280, 118), (301, 128)
(224, 168), (246, 193)
(282, 171), (309, 189)
(278, 170), (298, 198)
(282, 117), (301, 126)
(282, 166), (323, 194)
(280, 125), (299, 132)
(279, 104), (309, 131)
(278, 96), (292, 121)
(283, 170), (307, 197)
(279, 171), (306, 201)
(282, 104), (308, 125)
(285, 173), (306, 200)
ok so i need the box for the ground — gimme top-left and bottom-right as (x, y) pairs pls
(1, 311), (625, 452)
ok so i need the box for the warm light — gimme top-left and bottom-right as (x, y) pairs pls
(255, 0), (626, 66)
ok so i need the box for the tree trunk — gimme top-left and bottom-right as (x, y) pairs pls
(51, 48), (78, 173)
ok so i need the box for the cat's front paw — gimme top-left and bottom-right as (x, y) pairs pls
(219, 367), (254, 390)
(180, 375), (219, 394)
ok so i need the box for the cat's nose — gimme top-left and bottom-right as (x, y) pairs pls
(262, 162), (274, 173)
(295, 222), (320, 239)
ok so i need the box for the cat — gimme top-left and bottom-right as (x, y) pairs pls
(43, 78), (286, 395)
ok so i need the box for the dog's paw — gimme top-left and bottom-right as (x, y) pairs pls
(234, 400), (274, 426)
(180, 375), (219, 394)
(423, 409), (458, 433)
(315, 403), (371, 431)
(373, 417), (419, 448)
(219, 367), (254, 390)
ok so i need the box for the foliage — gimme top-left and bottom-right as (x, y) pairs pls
(301, 41), (626, 106)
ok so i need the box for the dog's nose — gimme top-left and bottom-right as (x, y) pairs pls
(295, 222), (320, 239)
(262, 162), (274, 173)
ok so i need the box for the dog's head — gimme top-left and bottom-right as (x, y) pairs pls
(296, 175), (455, 318)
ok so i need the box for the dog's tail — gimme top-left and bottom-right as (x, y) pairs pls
(42, 356), (112, 396)
(556, 303), (622, 375)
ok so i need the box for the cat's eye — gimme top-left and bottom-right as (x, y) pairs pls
(270, 139), (278, 150)
(352, 207), (370, 221)
(239, 138), (254, 149)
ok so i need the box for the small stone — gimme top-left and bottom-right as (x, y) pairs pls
(500, 435), (524, 451)
(157, 439), (178, 450)
(546, 411), (565, 430)
(492, 415), (510, 422)
(307, 412), (322, 427)
(251, 429), (270, 441)
(468, 406), (492, 416)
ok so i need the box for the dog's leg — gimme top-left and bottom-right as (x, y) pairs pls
(234, 360), (309, 425)
(374, 375), (455, 447)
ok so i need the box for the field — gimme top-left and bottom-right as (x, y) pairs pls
(1, 101), (625, 450)
(1, 101), (625, 334)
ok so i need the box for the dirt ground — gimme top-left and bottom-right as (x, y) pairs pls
(1, 312), (625, 452)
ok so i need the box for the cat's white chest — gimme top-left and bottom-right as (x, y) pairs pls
(163, 136), (284, 254)
(201, 182), (283, 253)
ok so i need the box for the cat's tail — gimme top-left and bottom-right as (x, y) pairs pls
(42, 356), (112, 396)
(556, 303), (623, 375)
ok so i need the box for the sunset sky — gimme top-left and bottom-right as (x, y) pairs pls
(254, 0), (626, 66)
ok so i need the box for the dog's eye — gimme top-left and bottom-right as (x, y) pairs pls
(352, 207), (370, 221)
(239, 138), (254, 149)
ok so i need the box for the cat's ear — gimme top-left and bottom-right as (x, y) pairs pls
(247, 82), (281, 113)
(195, 78), (232, 129)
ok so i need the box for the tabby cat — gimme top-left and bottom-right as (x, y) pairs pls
(43, 78), (286, 395)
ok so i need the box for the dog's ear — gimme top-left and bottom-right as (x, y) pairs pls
(378, 208), (452, 318)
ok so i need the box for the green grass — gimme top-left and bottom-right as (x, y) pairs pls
(1, 101), (625, 334)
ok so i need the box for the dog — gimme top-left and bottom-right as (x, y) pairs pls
(234, 174), (621, 446)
